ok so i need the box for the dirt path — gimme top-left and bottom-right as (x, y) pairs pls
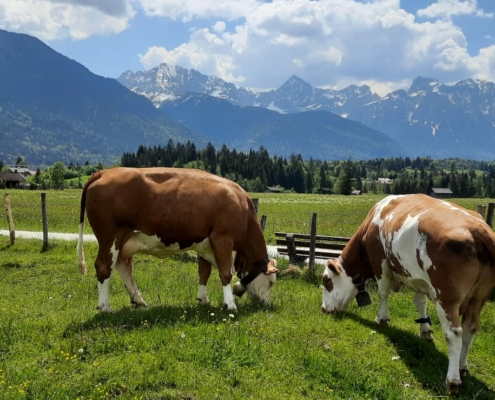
(0, 229), (303, 262)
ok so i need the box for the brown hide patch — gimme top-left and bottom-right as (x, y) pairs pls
(161, 237), (206, 250)
(326, 259), (342, 275)
(446, 239), (470, 255)
(387, 252), (412, 278)
(322, 273), (333, 292)
(475, 238), (491, 264)
(415, 248), (424, 270)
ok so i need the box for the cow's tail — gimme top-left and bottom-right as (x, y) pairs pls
(77, 172), (99, 274)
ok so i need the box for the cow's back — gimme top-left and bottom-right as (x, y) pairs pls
(358, 194), (495, 298)
(84, 167), (255, 246)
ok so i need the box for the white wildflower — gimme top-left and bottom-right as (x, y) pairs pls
(180, 332), (186, 339)
(392, 356), (401, 361)
(210, 313), (215, 316)
(229, 314), (235, 319)
(78, 348), (84, 354)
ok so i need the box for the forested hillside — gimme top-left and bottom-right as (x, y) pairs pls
(120, 141), (495, 197)
(0, 29), (206, 165)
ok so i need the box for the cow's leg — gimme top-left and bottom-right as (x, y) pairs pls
(114, 256), (148, 307)
(436, 302), (463, 389)
(414, 292), (433, 341)
(196, 256), (212, 305)
(375, 276), (392, 324)
(95, 240), (119, 312)
(459, 300), (483, 378)
(210, 237), (237, 311)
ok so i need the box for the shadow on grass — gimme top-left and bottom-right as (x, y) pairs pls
(342, 312), (495, 398)
(63, 301), (277, 337)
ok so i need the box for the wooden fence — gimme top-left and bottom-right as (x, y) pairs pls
(3, 193), (267, 250)
(2, 194), (495, 261)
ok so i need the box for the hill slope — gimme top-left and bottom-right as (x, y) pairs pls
(0, 29), (206, 165)
(160, 93), (407, 160)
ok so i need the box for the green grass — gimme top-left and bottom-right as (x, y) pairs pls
(1, 190), (495, 399)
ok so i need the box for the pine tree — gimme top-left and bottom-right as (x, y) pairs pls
(336, 158), (355, 195)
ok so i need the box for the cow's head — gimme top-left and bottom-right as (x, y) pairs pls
(321, 258), (358, 313)
(233, 257), (278, 304)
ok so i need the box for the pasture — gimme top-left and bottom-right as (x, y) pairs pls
(1, 190), (495, 399)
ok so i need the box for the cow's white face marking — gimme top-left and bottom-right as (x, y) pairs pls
(246, 271), (277, 304)
(321, 264), (357, 313)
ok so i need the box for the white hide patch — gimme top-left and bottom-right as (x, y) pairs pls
(438, 200), (483, 221)
(110, 240), (119, 269)
(223, 285), (237, 311)
(121, 232), (218, 266)
(97, 278), (111, 312)
(372, 196), (436, 298)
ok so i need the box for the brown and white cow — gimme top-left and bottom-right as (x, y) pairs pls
(77, 167), (278, 312)
(321, 194), (495, 389)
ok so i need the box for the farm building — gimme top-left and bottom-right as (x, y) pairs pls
(8, 167), (36, 176)
(351, 190), (362, 195)
(0, 172), (28, 189)
(430, 188), (453, 199)
(264, 186), (282, 193)
(317, 187), (333, 195)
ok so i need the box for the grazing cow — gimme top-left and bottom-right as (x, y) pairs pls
(77, 167), (278, 312)
(321, 194), (495, 389)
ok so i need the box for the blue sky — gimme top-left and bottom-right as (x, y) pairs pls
(1, 0), (495, 96)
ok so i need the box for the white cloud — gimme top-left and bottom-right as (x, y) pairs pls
(137, 0), (260, 22)
(417, 0), (493, 19)
(2, 0), (495, 95)
(139, 28), (243, 84)
(0, 0), (135, 40)
(213, 21), (226, 33)
(150, 0), (494, 92)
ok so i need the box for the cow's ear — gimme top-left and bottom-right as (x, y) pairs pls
(265, 259), (279, 274)
(326, 259), (342, 275)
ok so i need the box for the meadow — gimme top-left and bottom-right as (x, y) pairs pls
(1, 189), (495, 399)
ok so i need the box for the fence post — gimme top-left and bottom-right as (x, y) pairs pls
(487, 203), (495, 228)
(252, 198), (259, 215)
(476, 204), (487, 218)
(4, 193), (15, 245)
(260, 214), (267, 232)
(41, 192), (49, 250)
(308, 213), (317, 280)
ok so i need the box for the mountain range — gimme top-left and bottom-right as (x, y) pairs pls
(119, 64), (495, 160)
(1, 27), (495, 165)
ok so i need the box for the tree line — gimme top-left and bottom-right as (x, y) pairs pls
(3, 141), (495, 197)
(120, 140), (495, 197)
